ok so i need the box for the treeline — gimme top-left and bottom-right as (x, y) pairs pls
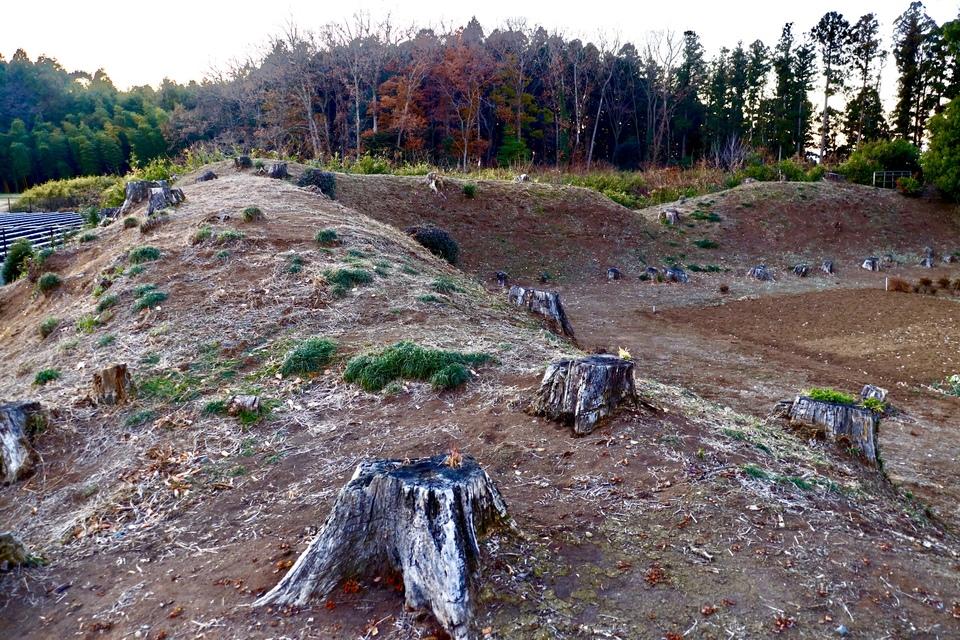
(3, 2), (959, 192)
(0, 51), (178, 192)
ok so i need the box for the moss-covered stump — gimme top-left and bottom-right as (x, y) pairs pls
(254, 454), (510, 640)
(92, 364), (134, 405)
(0, 402), (41, 484)
(529, 354), (637, 435)
(787, 396), (880, 463)
(508, 285), (575, 338)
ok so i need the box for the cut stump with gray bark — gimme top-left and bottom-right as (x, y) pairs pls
(664, 266), (688, 283)
(786, 396), (880, 463)
(529, 354), (638, 435)
(861, 257), (880, 271)
(92, 364), (134, 405)
(607, 267), (623, 281)
(821, 260), (835, 275)
(119, 180), (185, 216)
(0, 402), (42, 485)
(196, 170), (218, 183)
(508, 286), (575, 338)
(860, 385), (888, 403)
(495, 271), (509, 288)
(658, 209), (681, 225)
(267, 163), (289, 179)
(254, 455), (511, 640)
(747, 264), (774, 281)
(792, 264), (809, 277)
(147, 182), (185, 215)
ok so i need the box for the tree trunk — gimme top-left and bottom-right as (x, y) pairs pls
(266, 163), (289, 180)
(0, 402), (41, 485)
(507, 286), (575, 338)
(861, 257), (880, 271)
(254, 455), (511, 640)
(786, 396), (880, 463)
(792, 264), (809, 277)
(821, 260), (835, 275)
(747, 264), (774, 281)
(92, 364), (134, 406)
(146, 182), (186, 216)
(529, 354), (637, 435)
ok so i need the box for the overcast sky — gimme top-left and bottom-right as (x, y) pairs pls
(5, 0), (960, 97)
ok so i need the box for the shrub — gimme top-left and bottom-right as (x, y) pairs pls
(352, 153), (391, 175)
(135, 290), (168, 310)
(887, 277), (911, 293)
(343, 341), (490, 392)
(129, 245), (161, 264)
(841, 139), (921, 185)
(79, 232), (98, 243)
(923, 99), (960, 200)
(462, 182), (477, 199)
(2, 239), (34, 284)
(430, 276), (461, 294)
(97, 334), (116, 348)
(242, 206), (264, 222)
(126, 264), (146, 277)
(297, 169), (337, 198)
(324, 268), (372, 296)
(937, 277), (952, 289)
(75, 314), (99, 333)
(280, 338), (337, 377)
(806, 387), (856, 405)
(693, 239), (719, 249)
(862, 397), (886, 413)
(406, 225), (460, 264)
(315, 228), (339, 245)
(39, 317), (60, 338)
(17, 175), (121, 210)
(217, 229), (244, 244)
(34, 369), (61, 386)
(895, 176), (923, 197)
(286, 254), (305, 274)
(96, 294), (118, 312)
(36, 272), (62, 294)
(82, 205), (100, 228)
(192, 226), (213, 245)
(123, 216), (139, 229)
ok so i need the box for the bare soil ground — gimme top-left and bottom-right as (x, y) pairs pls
(1, 168), (959, 639)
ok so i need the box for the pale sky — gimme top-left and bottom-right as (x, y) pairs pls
(6, 0), (960, 99)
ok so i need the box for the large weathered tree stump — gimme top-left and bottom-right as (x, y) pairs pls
(664, 266), (688, 283)
(235, 155), (253, 170)
(92, 364), (134, 406)
(747, 264), (774, 281)
(529, 355), (637, 435)
(267, 163), (288, 179)
(786, 396), (880, 463)
(0, 532), (30, 570)
(508, 286), (575, 338)
(861, 256), (880, 271)
(658, 209), (681, 225)
(118, 180), (184, 216)
(0, 402), (41, 485)
(147, 183), (185, 215)
(254, 455), (510, 640)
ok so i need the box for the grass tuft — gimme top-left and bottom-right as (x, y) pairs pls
(280, 338), (337, 377)
(315, 228), (339, 245)
(806, 387), (856, 405)
(343, 341), (490, 392)
(39, 317), (60, 338)
(34, 369), (61, 386)
(36, 272), (62, 294)
(129, 246), (161, 264)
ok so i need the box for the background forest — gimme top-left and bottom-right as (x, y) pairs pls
(1, 2), (958, 194)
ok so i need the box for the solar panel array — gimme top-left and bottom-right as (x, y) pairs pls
(0, 212), (86, 260)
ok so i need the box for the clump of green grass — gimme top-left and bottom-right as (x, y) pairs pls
(806, 387), (856, 405)
(34, 369), (61, 386)
(462, 182), (477, 199)
(280, 338), (337, 377)
(2, 238), (34, 284)
(286, 254), (305, 274)
(75, 314), (99, 333)
(123, 216), (139, 229)
(126, 264), (146, 277)
(343, 341), (490, 392)
(203, 399), (227, 415)
(217, 229), (245, 244)
(324, 268), (373, 296)
(315, 229), (339, 245)
(133, 285), (168, 311)
(97, 334), (116, 348)
(693, 239), (719, 249)
(242, 206), (264, 222)
(191, 226), (213, 245)
(141, 352), (160, 365)
(125, 409), (155, 428)
(430, 276), (461, 294)
(686, 264), (723, 273)
(39, 317), (60, 338)
(36, 272), (62, 294)
(861, 397), (886, 413)
(96, 294), (118, 312)
(134, 283), (157, 297)
(138, 372), (197, 403)
(417, 294), (445, 304)
(689, 211), (722, 222)
(128, 246), (161, 264)
(216, 250), (231, 260)
(79, 232), (98, 243)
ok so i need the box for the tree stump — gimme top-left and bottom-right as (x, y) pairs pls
(607, 267), (623, 281)
(0, 402), (41, 485)
(146, 181), (186, 215)
(747, 264), (774, 281)
(196, 170), (218, 183)
(529, 354), (637, 435)
(495, 271), (509, 288)
(786, 396), (880, 463)
(118, 180), (153, 216)
(235, 156), (253, 170)
(861, 257), (880, 271)
(644, 266), (659, 278)
(792, 263), (809, 277)
(425, 172), (446, 199)
(943, 253), (957, 264)
(228, 395), (260, 415)
(664, 266), (688, 283)
(92, 364), (134, 405)
(513, 173), (530, 183)
(267, 163), (288, 179)
(860, 385), (888, 403)
(920, 256), (935, 268)
(658, 209), (681, 225)
(508, 286), (575, 338)
(254, 455), (510, 640)
(821, 260), (835, 275)
(0, 532), (30, 570)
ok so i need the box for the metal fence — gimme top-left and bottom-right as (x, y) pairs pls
(872, 170), (913, 189)
(0, 211), (85, 261)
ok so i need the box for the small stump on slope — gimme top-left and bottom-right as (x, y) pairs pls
(664, 266), (688, 283)
(0, 402), (42, 485)
(529, 354), (638, 435)
(861, 256), (880, 271)
(147, 182), (186, 215)
(508, 285), (575, 338)
(821, 260), (835, 275)
(495, 271), (509, 288)
(254, 455), (510, 640)
(792, 263), (809, 277)
(267, 162), (289, 179)
(92, 364), (134, 405)
(607, 267), (623, 281)
(0, 532), (31, 570)
(860, 385), (888, 403)
(235, 155), (253, 170)
(786, 396), (880, 463)
(658, 209), (681, 225)
(196, 170), (218, 183)
(747, 264), (774, 281)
